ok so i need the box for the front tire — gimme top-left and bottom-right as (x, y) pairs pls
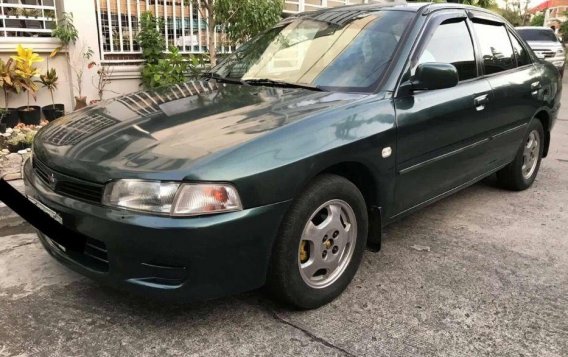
(267, 174), (368, 309)
(497, 119), (544, 191)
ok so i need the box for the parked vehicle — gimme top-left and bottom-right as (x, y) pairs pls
(20, 2), (561, 309)
(516, 26), (566, 76)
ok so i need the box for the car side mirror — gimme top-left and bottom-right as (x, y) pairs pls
(411, 63), (459, 91)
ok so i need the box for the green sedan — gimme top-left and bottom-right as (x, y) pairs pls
(17, 2), (561, 309)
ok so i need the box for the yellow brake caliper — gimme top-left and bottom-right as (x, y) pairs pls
(299, 240), (309, 263)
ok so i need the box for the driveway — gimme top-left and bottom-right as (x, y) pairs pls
(1, 80), (567, 356)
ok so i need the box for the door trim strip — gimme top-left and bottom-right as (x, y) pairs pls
(399, 137), (489, 175)
(398, 122), (527, 175)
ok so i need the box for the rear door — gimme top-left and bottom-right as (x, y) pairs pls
(469, 14), (540, 168)
(393, 11), (494, 214)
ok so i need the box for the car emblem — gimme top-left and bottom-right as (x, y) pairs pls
(48, 172), (57, 187)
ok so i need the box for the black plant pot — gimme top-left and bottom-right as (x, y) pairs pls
(42, 104), (65, 122)
(7, 141), (29, 153)
(18, 105), (41, 125)
(1, 108), (20, 128)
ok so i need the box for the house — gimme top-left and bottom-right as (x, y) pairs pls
(530, 0), (568, 32)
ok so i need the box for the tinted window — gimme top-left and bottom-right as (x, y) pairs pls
(517, 29), (559, 42)
(509, 32), (532, 67)
(474, 22), (515, 74)
(416, 20), (476, 81)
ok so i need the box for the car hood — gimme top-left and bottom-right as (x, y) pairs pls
(526, 40), (563, 50)
(34, 81), (367, 183)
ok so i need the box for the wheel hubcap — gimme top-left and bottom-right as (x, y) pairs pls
(298, 199), (357, 289)
(522, 130), (540, 180)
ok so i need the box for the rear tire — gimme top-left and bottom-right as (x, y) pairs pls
(266, 174), (368, 310)
(497, 119), (544, 191)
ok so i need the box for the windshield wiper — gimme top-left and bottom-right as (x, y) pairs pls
(201, 72), (245, 85)
(243, 78), (324, 91)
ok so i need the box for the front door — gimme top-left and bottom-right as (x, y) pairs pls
(393, 13), (494, 215)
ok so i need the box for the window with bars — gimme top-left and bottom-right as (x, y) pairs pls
(93, 0), (385, 63)
(0, 0), (57, 38)
(95, 0), (233, 64)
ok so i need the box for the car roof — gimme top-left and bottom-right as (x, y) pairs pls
(293, 1), (503, 17)
(515, 26), (554, 31)
(289, 0), (506, 22)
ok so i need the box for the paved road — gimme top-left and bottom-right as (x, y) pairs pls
(1, 82), (568, 357)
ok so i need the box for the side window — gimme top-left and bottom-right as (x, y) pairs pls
(508, 31), (532, 67)
(473, 22), (515, 74)
(415, 19), (477, 81)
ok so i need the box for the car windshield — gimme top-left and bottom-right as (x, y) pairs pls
(209, 10), (414, 92)
(517, 29), (559, 42)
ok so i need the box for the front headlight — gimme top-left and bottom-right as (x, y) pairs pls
(102, 180), (243, 216)
(556, 49), (565, 56)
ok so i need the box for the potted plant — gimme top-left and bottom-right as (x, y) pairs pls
(70, 46), (95, 110)
(0, 58), (20, 128)
(11, 45), (43, 125)
(40, 68), (64, 121)
(40, 50), (64, 121)
(52, 12), (87, 109)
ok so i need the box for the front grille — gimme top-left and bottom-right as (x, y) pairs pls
(33, 158), (104, 204)
(534, 49), (556, 58)
(57, 181), (104, 202)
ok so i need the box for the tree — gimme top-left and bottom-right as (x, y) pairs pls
(531, 13), (545, 26)
(498, 0), (531, 26)
(194, 0), (283, 67)
(461, 0), (495, 9)
(560, 18), (568, 42)
(216, 0), (283, 45)
(499, 8), (523, 26)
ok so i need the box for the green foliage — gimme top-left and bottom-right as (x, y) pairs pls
(39, 68), (58, 91)
(215, 0), (283, 44)
(499, 8), (523, 26)
(52, 12), (78, 47)
(141, 48), (196, 88)
(461, 0), (495, 9)
(0, 58), (18, 109)
(138, 11), (203, 89)
(40, 68), (58, 107)
(137, 12), (165, 65)
(560, 21), (568, 42)
(5, 129), (36, 152)
(531, 13), (545, 26)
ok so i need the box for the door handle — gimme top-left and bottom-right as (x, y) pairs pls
(474, 94), (489, 111)
(531, 81), (541, 96)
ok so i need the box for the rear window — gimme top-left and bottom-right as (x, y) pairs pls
(517, 29), (559, 42)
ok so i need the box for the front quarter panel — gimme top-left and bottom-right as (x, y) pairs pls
(184, 94), (397, 212)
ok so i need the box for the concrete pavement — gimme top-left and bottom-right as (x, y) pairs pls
(1, 83), (568, 356)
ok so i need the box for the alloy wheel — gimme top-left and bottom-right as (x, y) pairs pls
(522, 129), (540, 180)
(298, 199), (357, 289)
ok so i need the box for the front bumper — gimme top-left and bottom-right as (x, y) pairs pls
(21, 159), (291, 302)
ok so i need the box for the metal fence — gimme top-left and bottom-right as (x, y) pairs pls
(0, 0), (57, 39)
(95, 0), (235, 64)
(95, 0), (384, 64)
